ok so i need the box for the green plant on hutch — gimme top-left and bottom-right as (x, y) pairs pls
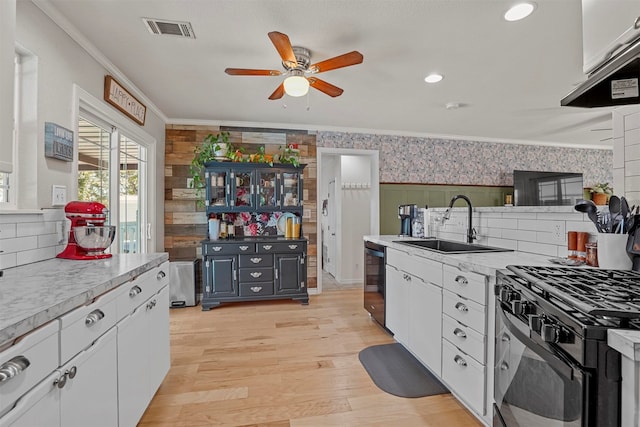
(190, 131), (233, 193)
(277, 145), (300, 167)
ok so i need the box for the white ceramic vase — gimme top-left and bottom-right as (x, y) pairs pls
(597, 233), (632, 270)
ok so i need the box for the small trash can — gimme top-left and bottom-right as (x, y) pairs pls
(169, 259), (198, 308)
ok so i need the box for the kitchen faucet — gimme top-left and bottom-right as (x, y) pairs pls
(442, 194), (477, 243)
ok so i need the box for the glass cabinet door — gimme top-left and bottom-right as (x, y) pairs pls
(256, 170), (278, 209)
(206, 170), (230, 208)
(233, 171), (254, 208)
(281, 171), (301, 207)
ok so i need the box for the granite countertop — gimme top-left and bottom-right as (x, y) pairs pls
(0, 253), (169, 346)
(365, 235), (558, 276)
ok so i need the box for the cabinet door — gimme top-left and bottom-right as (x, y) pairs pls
(205, 168), (231, 209)
(409, 278), (442, 376)
(385, 265), (409, 345)
(233, 170), (254, 209)
(0, 371), (61, 427)
(274, 254), (303, 294)
(280, 170), (302, 208)
(117, 303), (148, 427)
(147, 286), (170, 394)
(204, 256), (237, 297)
(60, 327), (118, 427)
(256, 169), (279, 209)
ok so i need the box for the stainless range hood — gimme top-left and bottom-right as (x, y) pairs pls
(561, 37), (640, 108)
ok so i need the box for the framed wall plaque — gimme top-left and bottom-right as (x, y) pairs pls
(104, 75), (146, 125)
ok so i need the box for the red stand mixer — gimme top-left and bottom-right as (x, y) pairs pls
(57, 201), (116, 260)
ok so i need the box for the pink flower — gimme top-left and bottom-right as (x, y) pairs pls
(259, 213), (269, 222)
(248, 223), (259, 236)
(240, 212), (251, 222)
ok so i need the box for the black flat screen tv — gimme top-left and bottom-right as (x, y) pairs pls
(513, 170), (584, 206)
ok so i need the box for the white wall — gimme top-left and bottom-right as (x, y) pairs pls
(13, 2), (166, 252)
(0, 0), (16, 174)
(339, 155), (371, 283)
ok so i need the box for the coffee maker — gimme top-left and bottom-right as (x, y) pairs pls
(398, 204), (417, 236)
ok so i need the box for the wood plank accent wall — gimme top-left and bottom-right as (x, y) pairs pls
(165, 125), (318, 290)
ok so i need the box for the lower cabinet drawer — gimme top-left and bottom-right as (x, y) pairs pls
(442, 314), (485, 364)
(239, 254), (273, 268)
(239, 282), (274, 296)
(59, 289), (119, 364)
(0, 321), (59, 417)
(239, 268), (273, 282)
(442, 339), (485, 416)
(443, 290), (486, 335)
(257, 241), (305, 253)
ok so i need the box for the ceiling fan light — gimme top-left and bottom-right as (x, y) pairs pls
(504, 2), (536, 21)
(284, 75), (309, 97)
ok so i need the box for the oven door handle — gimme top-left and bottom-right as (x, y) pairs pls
(365, 248), (385, 258)
(499, 309), (580, 381)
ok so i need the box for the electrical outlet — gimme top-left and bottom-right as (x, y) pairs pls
(553, 224), (563, 240)
(52, 185), (67, 207)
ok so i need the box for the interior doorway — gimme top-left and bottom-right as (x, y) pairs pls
(316, 148), (380, 293)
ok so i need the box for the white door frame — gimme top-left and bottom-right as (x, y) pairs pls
(315, 147), (380, 293)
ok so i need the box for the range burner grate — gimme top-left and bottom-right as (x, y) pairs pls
(507, 265), (640, 318)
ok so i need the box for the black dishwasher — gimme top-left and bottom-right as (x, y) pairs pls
(364, 241), (387, 330)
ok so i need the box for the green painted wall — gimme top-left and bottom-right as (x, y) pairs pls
(380, 184), (512, 235)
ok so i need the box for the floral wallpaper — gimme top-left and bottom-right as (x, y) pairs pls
(317, 131), (612, 188)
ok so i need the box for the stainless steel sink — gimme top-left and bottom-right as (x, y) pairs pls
(394, 239), (512, 254)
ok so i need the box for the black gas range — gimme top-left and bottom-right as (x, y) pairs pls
(494, 266), (640, 427)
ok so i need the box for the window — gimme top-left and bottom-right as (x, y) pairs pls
(77, 111), (148, 253)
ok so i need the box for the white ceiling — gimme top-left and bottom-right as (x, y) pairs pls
(36, 0), (616, 148)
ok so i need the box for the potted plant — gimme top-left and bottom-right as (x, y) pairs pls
(277, 145), (300, 167)
(190, 131), (232, 194)
(590, 182), (613, 205)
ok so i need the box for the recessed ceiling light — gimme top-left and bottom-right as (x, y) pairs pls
(424, 73), (443, 83)
(504, 2), (536, 21)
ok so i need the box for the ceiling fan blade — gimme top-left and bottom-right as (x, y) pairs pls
(268, 83), (285, 100)
(225, 68), (281, 76)
(268, 31), (298, 68)
(310, 51), (363, 73)
(308, 77), (344, 97)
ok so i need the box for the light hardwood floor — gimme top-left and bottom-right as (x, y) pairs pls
(139, 288), (482, 426)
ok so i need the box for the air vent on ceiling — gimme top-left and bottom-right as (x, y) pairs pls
(142, 18), (196, 39)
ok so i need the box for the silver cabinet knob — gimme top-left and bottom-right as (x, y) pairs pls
(454, 302), (469, 313)
(454, 355), (467, 367)
(212, 246), (222, 252)
(250, 286), (263, 293)
(85, 309), (105, 326)
(250, 257), (262, 264)
(454, 275), (468, 285)
(239, 245), (249, 251)
(129, 285), (142, 298)
(262, 245), (273, 250)
(156, 270), (166, 280)
(0, 356), (30, 383)
(453, 328), (467, 339)
(250, 271), (263, 278)
(54, 372), (67, 389)
(288, 244), (298, 249)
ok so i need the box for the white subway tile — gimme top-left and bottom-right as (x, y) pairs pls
(38, 233), (60, 248)
(16, 247), (57, 266)
(535, 212), (583, 221)
(503, 212), (537, 220)
(625, 113), (640, 132)
(626, 142), (640, 161)
(614, 138), (625, 167)
(537, 231), (565, 245)
(518, 219), (564, 232)
(0, 236), (38, 253)
(17, 221), (55, 237)
(0, 223), (16, 239)
(503, 228), (537, 242)
(488, 218), (518, 229)
(516, 241), (558, 256)
(486, 238), (518, 250)
(0, 252), (17, 269)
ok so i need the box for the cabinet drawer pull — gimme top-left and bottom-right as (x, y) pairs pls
(454, 355), (467, 367)
(157, 270), (166, 280)
(262, 245), (273, 250)
(66, 366), (77, 379)
(288, 244), (298, 249)
(233, 270), (237, 281)
(85, 309), (105, 326)
(501, 333), (511, 342)
(454, 275), (468, 285)
(275, 269), (279, 279)
(0, 356), (30, 383)
(146, 299), (157, 310)
(455, 302), (469, 313)
(239, 245), (249, 251)
(250, 257), (262, 264)
(250, 286), (263, 293)
(212, 246), (222, 252)
(54, 372), (67, 389)
(129, 285), (142, 297)
(453, 328), (467, 339)
(250, 271), (263, 278)
(500, 361), (509, 371)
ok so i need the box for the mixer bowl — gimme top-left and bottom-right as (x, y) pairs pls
(73, 226), (116, 255)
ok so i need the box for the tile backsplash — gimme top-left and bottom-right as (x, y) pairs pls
(429, 206), (598, 258)
(0, 209), (66, 269)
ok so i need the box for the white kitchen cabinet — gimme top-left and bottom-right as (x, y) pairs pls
(0, 371), (61, 427)
(409, 277), (442, 376)
(117, 260), (170, 427)
(59, 327), (118, 427)
(117, 285), (170, 427)
(442, 339), (485, 414)
(582, 0), (640, 73)
(386, 247), (443, 375)
(385, 264), (409, 345)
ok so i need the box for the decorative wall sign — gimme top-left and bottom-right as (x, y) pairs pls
(44, 122), (74, 162)
(104, 75), (146, 125)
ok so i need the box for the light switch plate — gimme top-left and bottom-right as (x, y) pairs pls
(52, 185), (67, 207)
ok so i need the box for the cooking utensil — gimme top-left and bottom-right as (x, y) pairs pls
(574, 199), (603, 232)
(609, 195), (621, 233)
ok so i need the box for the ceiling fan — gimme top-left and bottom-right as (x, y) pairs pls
(225, 31), (363, 100)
